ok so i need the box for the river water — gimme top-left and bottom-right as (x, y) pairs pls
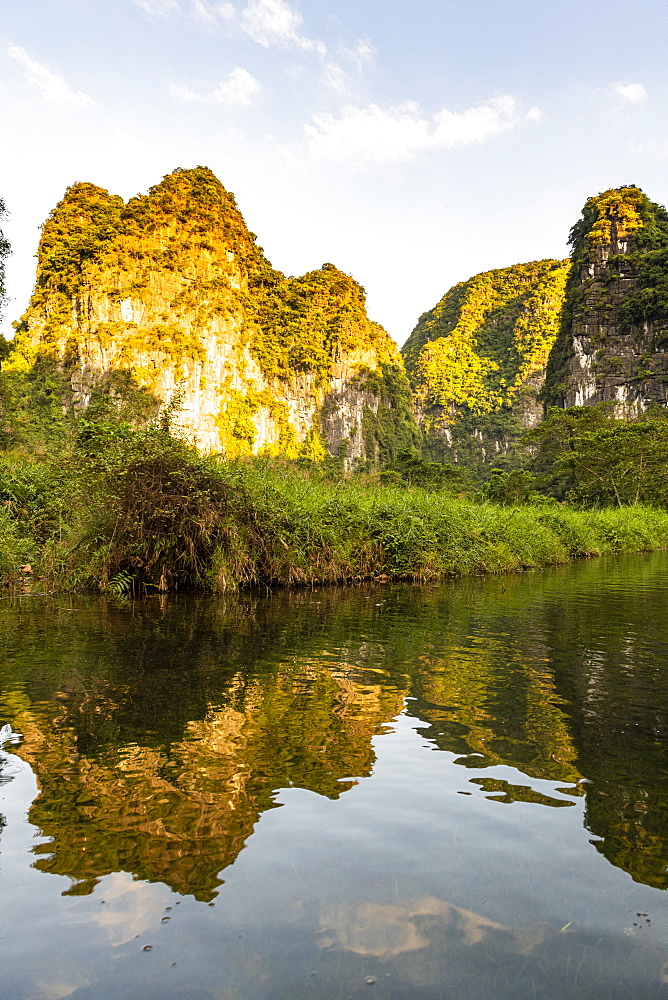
(2, 551), (668, 999)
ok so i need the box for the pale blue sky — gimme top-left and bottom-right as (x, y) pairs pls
(2, 0), (667, 343)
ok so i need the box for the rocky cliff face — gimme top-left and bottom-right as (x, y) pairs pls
(402, 259), (569, 468)
(544, 186), (668, 413)
(8, 167), (416, 466)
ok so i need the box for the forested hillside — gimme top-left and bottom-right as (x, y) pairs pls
(402, 259), (569, 469)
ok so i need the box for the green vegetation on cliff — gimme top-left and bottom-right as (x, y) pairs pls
(27, 169), (269, 306)
(402, 259), (569, 469)
(404, 260), (569, 407)
(618, 189), (668, 332)
(360, 360), (422, 467)
(250, 263), (387, 383)
(7, 167), (295, 378)
(567, 185), (668, 256)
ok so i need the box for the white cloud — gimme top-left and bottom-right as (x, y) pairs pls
(133, 0), (179, 14)
(170, 83), (203, 101)
(212, 67), (260, 103)
(240, 0), (324, 52)
(171, 67), (260, 105)
(305, 96), (536, 163)
(191, 0), (217, 23)
(7, 45), (95, 107)
(137, 0), (330, 60)
(341, 37), (376, 71)
(613, 81), (648, 104)
(323, 38), (376, 94)
(188, 0), (237, 23)
(323, 61), (348, 94)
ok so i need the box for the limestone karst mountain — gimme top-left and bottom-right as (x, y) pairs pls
(6, 174), (668, 474)
(6, 166), (417, 466)
(402, 184), (668, 472)
(543, 185), (668, 413)
(401, 259), (569, 468)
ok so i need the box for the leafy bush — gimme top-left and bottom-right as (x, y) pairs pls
(379, 449), (473, 491)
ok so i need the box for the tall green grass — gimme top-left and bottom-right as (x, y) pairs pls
(206, 463), (668, 587)
(3, 441), (668, 594)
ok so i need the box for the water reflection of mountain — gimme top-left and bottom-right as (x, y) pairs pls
(1, 552), (668, 894)
(8, 653), (404, 900)
(408, 555), (668, 890)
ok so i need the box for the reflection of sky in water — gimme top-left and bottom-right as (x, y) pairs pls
(317, 896), (552, 957)
(4, 714), (668, 1000)
(83, 872), (170, 947)
(2, 551), (668, 998)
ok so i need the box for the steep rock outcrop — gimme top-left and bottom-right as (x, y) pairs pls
(7, 167), (416, 466)
(544, 186), (668, 413)
(402, 259), (569, 468)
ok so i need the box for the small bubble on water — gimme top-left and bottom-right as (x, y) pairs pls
(365, 977), (377, 985)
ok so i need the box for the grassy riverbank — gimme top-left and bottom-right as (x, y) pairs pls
(2, 424), (668, 594)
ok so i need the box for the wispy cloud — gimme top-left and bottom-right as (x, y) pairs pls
(182, 0), (325, 52)
(133, 0), (232, 19)
(191, 0), (217, 23)
(134, 0), (370, 95)
(133, 0), (179, 15)
(239, 0), (324, 52)
(322, 62), (348, 94)
(613, 81), (648, 104)
(339, 37), (376, 72)
(131, 0), (373, 98)
(304, 96), (536, 163)
(323, 38), (376, 94)
(7, 44), (95, 107)
(191, 0), (236, 24)
(171, 67), (260, 105)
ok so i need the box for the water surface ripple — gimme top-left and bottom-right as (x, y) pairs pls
(2, 551), (668, 999)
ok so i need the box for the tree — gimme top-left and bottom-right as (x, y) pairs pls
(567, 421), (668, 506)
(0, 197), (10, 324)
(523, 404), (668, 505)
(523, 405), (615, 498)
(0, 197), (10, 367)
(483, 468), (543, 505)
